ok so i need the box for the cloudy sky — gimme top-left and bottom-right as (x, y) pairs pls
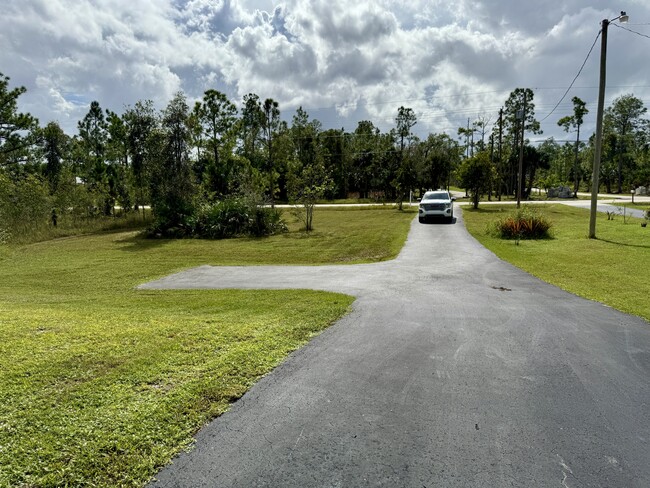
(2, 0), (650, 144)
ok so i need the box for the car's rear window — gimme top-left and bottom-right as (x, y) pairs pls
(423, 192), (449, 200)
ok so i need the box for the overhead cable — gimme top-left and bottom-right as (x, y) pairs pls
(540, 30), (602, 122)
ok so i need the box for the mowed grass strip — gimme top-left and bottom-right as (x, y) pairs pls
(0, 207), (414, 488)
(462, 204), (650, 322)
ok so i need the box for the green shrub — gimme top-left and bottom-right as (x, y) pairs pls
(248, 205), (287, 237)
(191, 198), (250, 238)
(149, 197), (286, 239)
(0, 227), (10, 245)
(0, 173), (52, 243)
(493, 206), (552, 240)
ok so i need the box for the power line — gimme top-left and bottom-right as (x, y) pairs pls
(612, 23), (650, 40)
(539, 30), (602, 122)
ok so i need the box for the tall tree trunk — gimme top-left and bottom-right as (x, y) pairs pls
(527, 165), (537, 199)
(617, 156), (623, 194)
(617, 130), (626, 194)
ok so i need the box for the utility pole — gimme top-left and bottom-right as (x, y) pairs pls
(590, 11), (628, 238)
(573, 123), (580, 197)
(517, 92), (526, 208)
(489, 133), (494, 162)
(489, 134), (494, 201)
(498, 108), (503, 201)
(470, 123), (474, 157)
(589, 19), (609, 238)
(466, 118), (470, 158)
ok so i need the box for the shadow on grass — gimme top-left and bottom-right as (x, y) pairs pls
(461, 207), (505, 215)
(500, 235), (556, 242)
(115, 232), (174, 252)
(115, 230), (281, 252)
(597, 238), (650, 249)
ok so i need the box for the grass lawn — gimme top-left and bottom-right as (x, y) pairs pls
(613, 201), (650, 211)
(0, 207), (414, 488)
(462, 204), (650, 322)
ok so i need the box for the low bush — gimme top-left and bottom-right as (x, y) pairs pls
(248, 205), (287, 237)
(0, 227), (10, 245)
(191, 198), (251, 238)
(0, 173), (51, 242)
(149, 197), (287, 239)
(493, 206), (552, 240)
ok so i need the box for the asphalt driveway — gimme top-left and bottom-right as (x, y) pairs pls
(143, 208), (650, 487)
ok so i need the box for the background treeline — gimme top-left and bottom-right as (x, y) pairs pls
(2, 71), (650, 242)
(457, 89), (650, 205)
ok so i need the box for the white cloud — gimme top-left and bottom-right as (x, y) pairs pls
(1, 0), (650, 140)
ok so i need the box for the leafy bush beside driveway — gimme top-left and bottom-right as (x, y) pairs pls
(493, 206), (552, 240)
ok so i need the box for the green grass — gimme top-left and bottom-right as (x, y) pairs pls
(0, 207), (414, 487)
(613, 201), (650, 212)
(231, 206), (415, 264)
(462, 204), (650, 322)
(315, 198), (381, 204)
(629, 201), (650, 208)
(7, 209), (155, 245)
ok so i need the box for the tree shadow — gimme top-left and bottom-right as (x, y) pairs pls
(115, 233), (173, 252)
(597, 238), (650, 249)
(462, 206), (506, 215)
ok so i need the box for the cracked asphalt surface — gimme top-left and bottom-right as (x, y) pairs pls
(143, 208), (650, 487)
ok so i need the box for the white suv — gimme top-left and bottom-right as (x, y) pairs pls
(418, 190), (454, 223)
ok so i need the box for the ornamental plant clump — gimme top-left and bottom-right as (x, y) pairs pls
(493, 206), (552, 240)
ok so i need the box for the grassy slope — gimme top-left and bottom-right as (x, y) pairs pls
(461, 204), (650, 322)
(0, 207), (413, 488)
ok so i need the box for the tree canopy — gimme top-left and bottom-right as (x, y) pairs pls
(3, 71), (650, 243)
(0, 73), (39, 168)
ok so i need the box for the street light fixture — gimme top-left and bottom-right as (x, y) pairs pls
(589, 11), (629, 238)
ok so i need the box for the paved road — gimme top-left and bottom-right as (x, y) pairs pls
(143, 208), (650, 487)
(562, 200), (648, 219)
(461, 198), (648, 220)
